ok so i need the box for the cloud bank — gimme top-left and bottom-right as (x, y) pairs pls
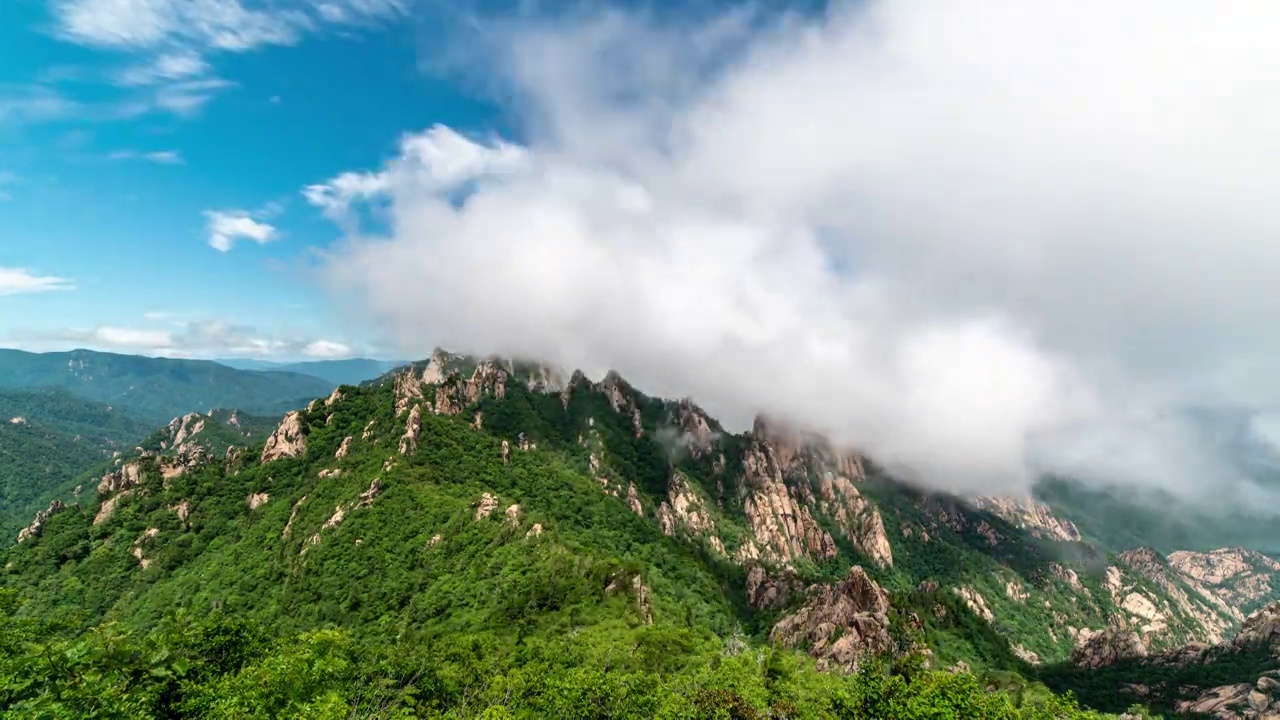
(310, 1), (1280, 499)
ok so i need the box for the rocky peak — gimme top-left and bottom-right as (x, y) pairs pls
(769, 566), (894, 673)
(737, 415), (890, 568)
(163, 412), (207, 450)
(673, 399), (718, 458)
(262, 411), (307, 463)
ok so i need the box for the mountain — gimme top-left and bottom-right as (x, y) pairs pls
(216, 357), (403, 387)
(4, 350), (1275, 717)
(0, 348), (336, 424)
(0, 389), (156, 539)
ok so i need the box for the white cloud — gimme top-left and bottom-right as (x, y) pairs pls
(116, 50), (210, 86)
(204, 209), (277, 252)
(109, 149), (184, 164)
(303, 339), (353, 358)
(303, 124), (529, 220)
(314, 1), (1280, 503)
(39, 319), (360, 359)
(0, 267), (75, 295)
(53, 0), (407, 52)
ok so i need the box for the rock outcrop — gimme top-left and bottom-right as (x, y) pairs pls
(246, 493), (269, 510)
(738, 416), (892, 569)
(335, 436), (352, 459)
(17, 500), (67, 543)
(98, 461), (145, 495)
(1070, 626), (1148, 669)
(1169, 548), (1280, 614)
(261, 411), (307, 463)
(972, 496), (1081, 542)
(399, 405), (421, 455)
(770, 566), (893, 672)
(1227, 601), (1280, 653)
(475, 493), (499, 520)
(656, 473), (725, 554)
(1117, 547), (1241, 644)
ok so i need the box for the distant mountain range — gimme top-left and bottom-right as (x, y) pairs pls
(215, 357), (404, 387)
(0, 348), (338, 424)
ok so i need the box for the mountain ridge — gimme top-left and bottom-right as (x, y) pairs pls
(6, 348), (1279, 717)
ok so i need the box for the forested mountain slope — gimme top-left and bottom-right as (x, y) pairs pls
(4, 350), (1276, 717)
(0, 348), (336, 424)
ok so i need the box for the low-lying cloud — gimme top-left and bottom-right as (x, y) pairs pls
(311, 1), (1280, 501)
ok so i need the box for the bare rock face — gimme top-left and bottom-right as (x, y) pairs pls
(971, 496), (1081, 542)
(246, 493), (269, 510)
(475, 492), (499, 520)
(170, 499), (191, 526)
(739, 426), (838, 567)
(1175, 682), (1280, 719)
(1117, 547), (1240, 644)
(597, 371), (643, 437)
(131, 527), (160, 569)
(261, 411), (307, 463)
(745, 563), (797, 610)
(431, 362), (509, 417)
(161, 444), (209, 481)
(94, 491), (133, 525)
(673, 399), (717, 458)
(98, 461), (145, 495)
(955, 586), (994, 623)
(334, 436), (352, 459)
(770, 566), (893, 673)
(1228, 601), (1280, 653)
(324, 387), (344, 407)
(656, 473), (725, 554)
(357, 479), (382, 508)
(504, 503), (521, 527)
(626, 483), (643, 516)
(1169, 548), (1280, 613)
(17, 500), (67, 543)
(1071, 626), (1149, 669)
(739, 416), (892, 569)
(163, 412), (207, 451)
(399, 405), (422, 455)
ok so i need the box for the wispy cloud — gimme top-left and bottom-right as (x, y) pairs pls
(0, 267), (75, 296)
(109, 149), (184, 165)
(115, 50), (211, 87)
(14, 318), (359, 359)
(204, 209), (278, 252)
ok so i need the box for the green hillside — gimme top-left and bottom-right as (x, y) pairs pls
(0, 348), (335, 424)
(1, 352), (1253, 717)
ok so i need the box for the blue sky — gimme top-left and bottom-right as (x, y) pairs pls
(0, 0), (510, 360)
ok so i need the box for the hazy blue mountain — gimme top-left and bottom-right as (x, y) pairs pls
(0, 349), (335, 424)
(216, 357), (403, 386)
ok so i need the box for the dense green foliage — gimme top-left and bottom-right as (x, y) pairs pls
(0, 389), (157, 539)
(0, 590), (1122, 719)
(0, 349), (335, 424)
